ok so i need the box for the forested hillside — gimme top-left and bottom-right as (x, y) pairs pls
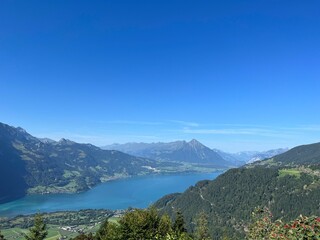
(154, 142), (320, 239)
(0, 123), (182, 203)
(255, 141), (320, 166)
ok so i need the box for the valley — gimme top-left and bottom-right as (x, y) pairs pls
(0, 209), (117, 240)
(0, 171), (223, 217)
(0, 123), (227, 204)
(0, 122), (319, 239)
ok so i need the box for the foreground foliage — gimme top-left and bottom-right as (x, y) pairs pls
(248, 207), (320, 240)
(24, 214), (47, 240)
(73, 208), (320, 240)
(1, 208), (319, 240)
(74, 208), (196, 240)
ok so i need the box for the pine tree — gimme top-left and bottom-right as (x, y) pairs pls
(173, 211), (187, 235)
(95, 219), (120, 240)
(157, 214), (172, 238)
(95, 219), (109, 240)
(194, 211), (210, 240)
(25, 214), (48, 240)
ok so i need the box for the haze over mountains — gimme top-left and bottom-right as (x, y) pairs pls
(104, 140), (231, 167)
(103, 141), (288, 166)
(214, 148), (289, 164)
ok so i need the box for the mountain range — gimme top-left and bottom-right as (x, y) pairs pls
(103, 140), (233, 167)
(0, 122), (184, 204)
(2, 122), (250, 204)
(103, 142), (288, 166)
(215, 148), (288, 164)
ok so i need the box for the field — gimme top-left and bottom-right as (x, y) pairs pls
(0, 209), (122, 240)
(278, 168), (301, 178)
(2, 222), (107, 240)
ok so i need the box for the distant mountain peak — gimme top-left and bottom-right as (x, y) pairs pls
(188, 139), (204, 148)
(58, 138), (75, 145)
(39, 138), (56, 144)
(189, 139), (200, 144)
(16, 127), (27, 134)
(103, 139), (231, 167)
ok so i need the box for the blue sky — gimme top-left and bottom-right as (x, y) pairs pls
(1, 0), (320, 152)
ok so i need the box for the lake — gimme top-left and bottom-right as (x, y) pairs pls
(0, 171), (223, 217)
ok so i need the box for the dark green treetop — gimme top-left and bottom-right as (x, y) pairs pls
(173, 211), (187, 235)
(25, 214), (48, 240)
(194, 211), (210, 240)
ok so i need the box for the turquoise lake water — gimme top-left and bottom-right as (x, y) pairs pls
(0, 171), (223, 217)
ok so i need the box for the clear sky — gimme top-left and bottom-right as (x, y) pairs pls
(1, 0), (320, 152)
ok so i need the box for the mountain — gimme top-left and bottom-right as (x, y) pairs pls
(212, 149), (246, 166)
(103, 140), (232, 167)
(255, 142), (320, 166)
(215, 148), (288, 164)
(0, 122), (181, 204)
(104, 141), (288, 167)
(154, 142), (320, 239)
(243, 148), (289, 163)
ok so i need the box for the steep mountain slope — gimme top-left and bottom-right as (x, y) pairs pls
(0, 125), (28, 203)
(154, 142), (320, 239)
(0, 123), (177, 203)
(104, 140), (231, 167)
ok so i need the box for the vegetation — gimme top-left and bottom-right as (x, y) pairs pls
(154, 165), (320, 238)
(0, 210), (114, 229)
(173, 211), (187, 235)
(254, 142), (320, 166)
(1, 208), (318, 240)
(69, 208), (192, 240)
(24, 214), (47, 240)
(1, 126), (320, 239)
(194, 212), (210, 240)
(278, 168), (301, 178)
(248, 207), (320, 239)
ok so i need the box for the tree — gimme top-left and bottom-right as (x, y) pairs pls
(247, 207), (276, 239)
(247, 207), (320, 239)
(173, 211), (187, 235)
(194, 211), (210, 240)
(95, 219), (109, 240)
(119, 208), (162, 239)
(73, 233), (94, 240)
(25, 214), (48, 240)
(102, 222), (121, 240)
(95, 219), (120, 240)
(0, 230), (5, 240)
(157, 214), (173, 238)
